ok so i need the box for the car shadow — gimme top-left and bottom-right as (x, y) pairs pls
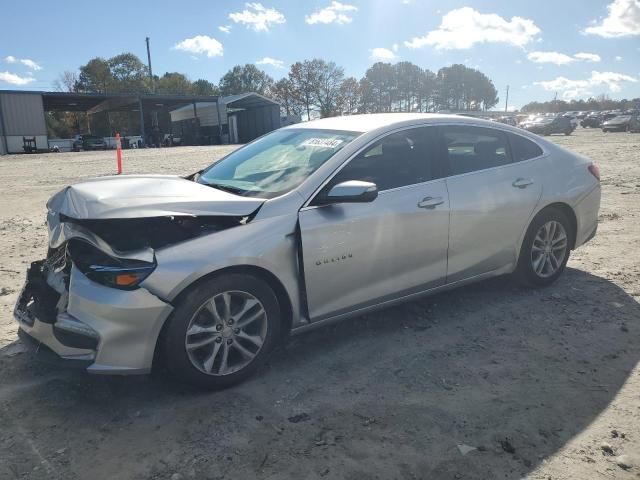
(0, 267), (638, 480)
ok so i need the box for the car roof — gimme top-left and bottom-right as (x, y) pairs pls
(284, 113), (497, 134)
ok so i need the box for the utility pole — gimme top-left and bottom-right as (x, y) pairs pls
(504, 85), (509, 113)
(146, 37), (154, 92)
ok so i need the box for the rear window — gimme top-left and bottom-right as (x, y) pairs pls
(509, 133), (543, 162)
(439, 125), (511, 176)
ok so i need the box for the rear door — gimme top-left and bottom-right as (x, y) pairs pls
(440, 125), (543, 283)
(298, 126), (450, 321)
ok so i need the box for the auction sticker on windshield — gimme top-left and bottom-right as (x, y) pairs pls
(300, 138), (344, 149)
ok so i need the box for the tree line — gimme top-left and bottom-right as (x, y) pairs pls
(61, 52), (500, 115)
(521, 95), (640, 113)
(50, 52), (500, 137)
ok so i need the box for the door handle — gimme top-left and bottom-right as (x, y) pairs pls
(417, 196), (444, 209)
(512, 178), (534, 189)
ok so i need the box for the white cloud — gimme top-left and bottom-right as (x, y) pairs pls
(535, 70), (637, 99)
(229, 3), (285, 32)
(392, 43), (399, 52)
(528, 51), (574, 65)
(404, 7), (540, 50)
(305, 1), (358, 25)
(370, 47), (397, 61)
(527, 51), (603, 65)
(4, 56), (41, 70)
(615, 55), (623, 61)
(174, 35), (223, 58)
(19, 58), (41, 70)
(218, 25), (232, 34)
(574, 52), (601, 62)
(256, 56), (285, 69)
(584, 0), (640, 38)
(0, 71), (35, 85)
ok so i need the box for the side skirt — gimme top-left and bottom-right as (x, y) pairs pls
(290, 264), (513, 336)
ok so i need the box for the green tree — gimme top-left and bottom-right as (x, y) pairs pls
(338, 77), (360, 115)
(361, 62), (396, 112)
(288, 59), (323, 120)
(107, 53), (149, 93)
(218, 64), (273, 96)
(155, 72), (193, 94)
(192, 79), (219, 96)
(271, 78), (303, 116)
(314, 60), (345, 118)
(76, 57), (113, 93)
(435, 64), (498, 111)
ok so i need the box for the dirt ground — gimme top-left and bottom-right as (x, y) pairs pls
(0, 129), (639, 480)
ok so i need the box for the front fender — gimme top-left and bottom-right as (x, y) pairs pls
(140, 212), (304, 326)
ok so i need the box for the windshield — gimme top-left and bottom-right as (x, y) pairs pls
(197, 128), (359, 199)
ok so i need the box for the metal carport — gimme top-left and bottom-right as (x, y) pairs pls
(0, 90), (281, 154)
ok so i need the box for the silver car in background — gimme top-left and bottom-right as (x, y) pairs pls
(14, 114), (601, 389)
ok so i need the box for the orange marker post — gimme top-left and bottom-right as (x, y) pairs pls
(115, 132), (123, 174)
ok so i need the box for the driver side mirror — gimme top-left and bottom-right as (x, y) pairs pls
(317, 180), (378, 205)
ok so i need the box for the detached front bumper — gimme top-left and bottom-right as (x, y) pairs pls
(14, 261), (173, 375)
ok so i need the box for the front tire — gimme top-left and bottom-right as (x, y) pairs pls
(161, 273), (282, 389)
(516, 208), (573, 287)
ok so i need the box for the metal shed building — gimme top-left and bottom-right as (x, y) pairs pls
(0, 90), (281, 155)
(0, 91), (48, 155)
(169, 93), (281, 144)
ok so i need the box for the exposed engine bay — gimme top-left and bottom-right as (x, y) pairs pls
(60, 214), (250, 251)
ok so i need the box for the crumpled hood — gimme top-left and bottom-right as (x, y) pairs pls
(47, 174), (264, 219)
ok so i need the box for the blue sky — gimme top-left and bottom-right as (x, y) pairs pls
(1, 0), (639, 108)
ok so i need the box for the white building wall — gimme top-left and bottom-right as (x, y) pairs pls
(5, 135), (48, 153)
(0, 92), (48, 154)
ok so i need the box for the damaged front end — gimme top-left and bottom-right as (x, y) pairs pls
(14, 174), (264, 374)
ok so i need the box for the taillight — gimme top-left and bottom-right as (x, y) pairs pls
(588, 163), (600, 182)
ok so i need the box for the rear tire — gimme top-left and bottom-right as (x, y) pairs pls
(516, 208), (573, 287)
(161, 273), (282, 389)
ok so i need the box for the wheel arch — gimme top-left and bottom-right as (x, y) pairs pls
(525, 202), (578, 251)
(151, 264), (294, 371)
(167, 264), (293, 331)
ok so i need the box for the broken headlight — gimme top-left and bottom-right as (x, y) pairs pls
(68, 240), (156, 290)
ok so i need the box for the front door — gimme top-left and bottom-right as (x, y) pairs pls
(298, 126), (450, 321)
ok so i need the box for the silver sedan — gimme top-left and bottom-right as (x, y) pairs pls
(14, 114), (601, 389)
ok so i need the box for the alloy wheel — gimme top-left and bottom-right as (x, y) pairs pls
(530, 220), (568, 278)
(185, 290), (268, 376)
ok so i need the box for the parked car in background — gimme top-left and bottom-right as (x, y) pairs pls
(628, 114), (640, 133)
(496, 116), (517, 126)
(72, 134), (107, 152)
(518, 115), (541, 130)
(602, 115), (633, 132)
(581, 113), (603, 128)
(523, 115), (575, 136)
(561, 114), (579, 129)
(163, 133), (182, 147)
(14, 113), (601, 389)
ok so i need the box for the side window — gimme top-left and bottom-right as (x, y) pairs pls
(328, 127), (442, 192)
(439, 126), (511, 176)
(509, 133), (543, 162)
